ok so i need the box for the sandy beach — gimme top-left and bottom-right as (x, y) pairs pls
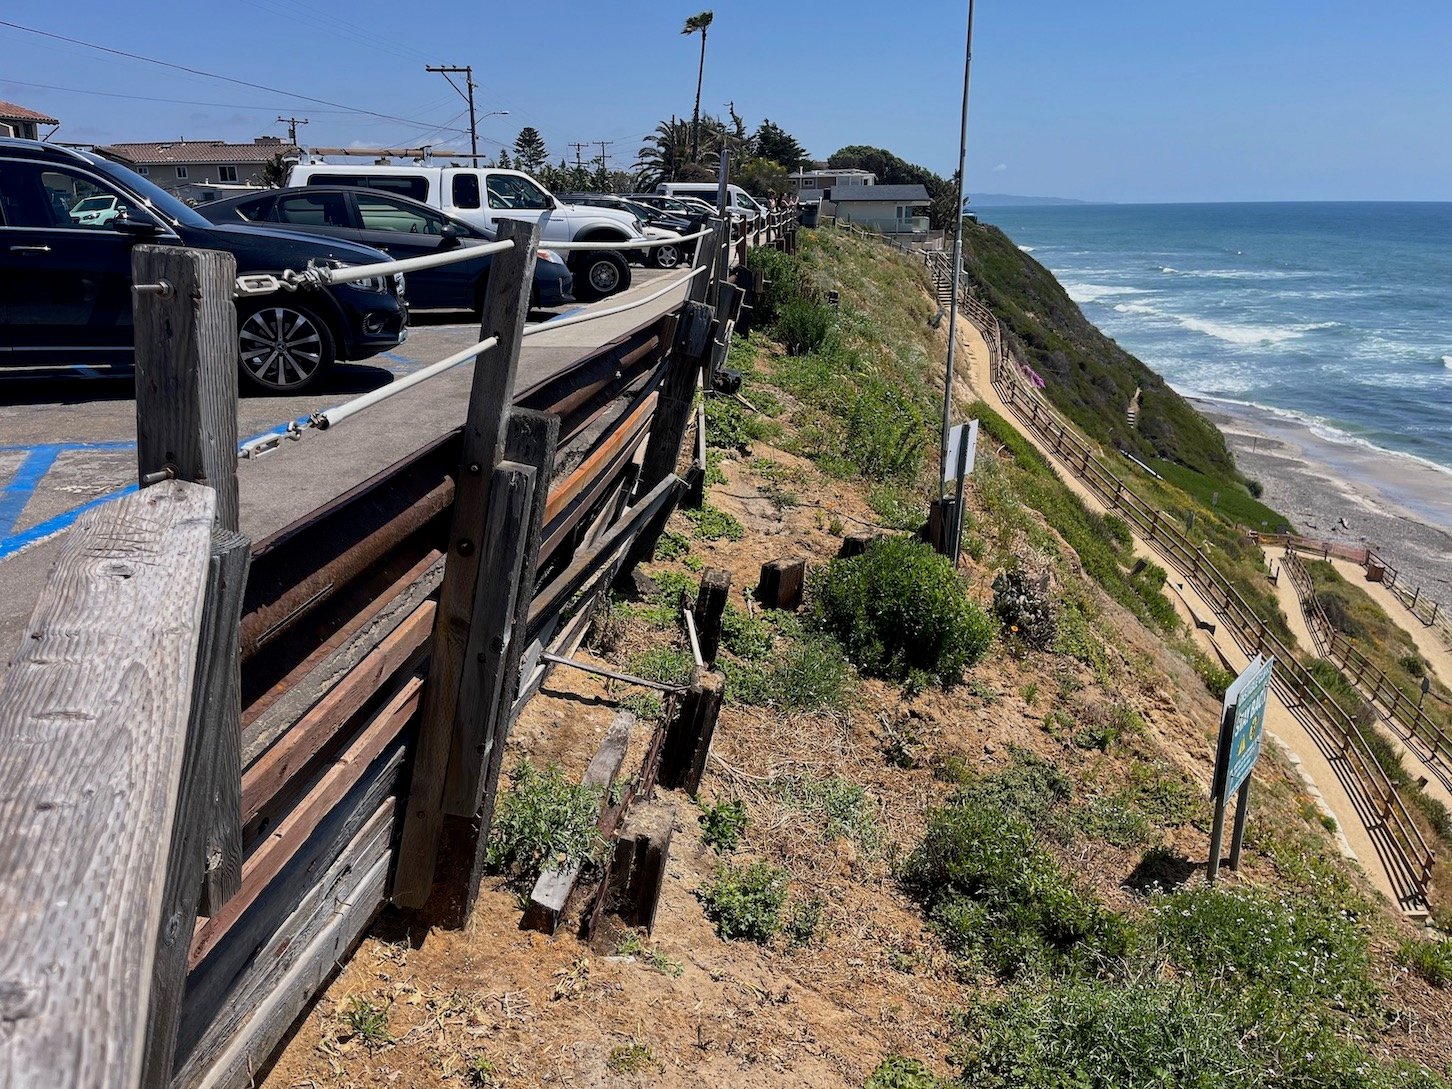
(1196, 396), (1452, 608)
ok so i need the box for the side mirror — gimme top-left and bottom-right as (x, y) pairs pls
(439, 222), (461, 249)
(115, 208), (162, 237)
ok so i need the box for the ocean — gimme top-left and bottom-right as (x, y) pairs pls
(977, 202), (1452, 477)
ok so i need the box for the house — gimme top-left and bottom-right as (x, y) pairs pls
(825, 183), (932, 235)
(789, 168), (874, 204)
(0, 100), (59, 141)
(93, 136), (299, 203)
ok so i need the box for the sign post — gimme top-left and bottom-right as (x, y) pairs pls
(1207, 654), (1273, 882)
(943, 419), (979, 568)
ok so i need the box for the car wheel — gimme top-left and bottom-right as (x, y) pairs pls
(237, 303), (335, 393)
(574, 251), (631, 300)
(652, 242), (682, 270)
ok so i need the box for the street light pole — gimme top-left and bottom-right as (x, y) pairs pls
(940, 0), (976, 494)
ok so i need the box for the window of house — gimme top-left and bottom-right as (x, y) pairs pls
(175, 166), (188, 179)
(801, 178), (815, 188)
(219, 165), (238, 183)
(138, 166), (150, 176)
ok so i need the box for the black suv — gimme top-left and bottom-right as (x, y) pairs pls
(0, 139), (407, 392)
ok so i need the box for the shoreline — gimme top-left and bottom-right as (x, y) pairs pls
(1193, 395), (1452, 604)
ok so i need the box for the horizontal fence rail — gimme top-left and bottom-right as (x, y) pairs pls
(0, 209), (798, 1089)
(927, 255), (1436, 910)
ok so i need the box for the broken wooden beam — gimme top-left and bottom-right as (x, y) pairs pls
(605, 803), (676, 933)
(694, 568), (732, 664)
(657, 667), (725, 795)
(522, 710), (636, 934)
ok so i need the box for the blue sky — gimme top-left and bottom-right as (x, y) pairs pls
(2, 0), (1449, 202)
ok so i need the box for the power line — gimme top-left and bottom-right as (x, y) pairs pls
(276, 116), (308, 144)
(0, 19), (470, 135)
(567, 142), (590, 169)
(425, 65), (477, 162)
(0, 76), (365, 114)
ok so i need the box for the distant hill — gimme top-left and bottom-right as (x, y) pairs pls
(968, 192), (1092, 207)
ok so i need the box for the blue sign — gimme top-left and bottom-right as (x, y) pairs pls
(1222, 656), (1274, 797)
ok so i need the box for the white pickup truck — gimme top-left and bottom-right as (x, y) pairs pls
(285, 163), (648, 298)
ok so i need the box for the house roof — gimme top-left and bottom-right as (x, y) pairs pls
(828, 184), (930, 203)
(0, 100), (59, 126)
(96, 137), (298, 165)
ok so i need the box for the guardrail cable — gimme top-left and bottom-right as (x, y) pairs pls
(520, 267), (706, 338)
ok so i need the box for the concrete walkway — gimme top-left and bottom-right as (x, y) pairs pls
(953, 319), (1397, 906)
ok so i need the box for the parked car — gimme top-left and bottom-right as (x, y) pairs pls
(197, 187), (574, 311)
(629, 193), (719, 219)
(557, 192), (703, 269)
(286, 163), (642, 299)
(67, 193), (123, 226)
(0, 139), (407, 393)
(655, 182), (767, 227)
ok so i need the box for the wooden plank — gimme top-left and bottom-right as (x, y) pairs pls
(539, 418), (653, 562)
(0, 480), (215, 1089)
(174, 797), (396, 1086)
(394, 218), (540, 909)
(442, 463), (536, 816)
(190, 677), (421, 967)
(241, 550), (443, 761)
(545, 391), (659, 524)
(757, 558), (806, 611)
(605, 802), (676, 933)
(141, 528), (251, 1088)
(188, 851), (390, 1089)
(527, 475), (684, 639)
(132, 246), (240, 533)
(241, 600), (434, 823)
(522, 711), (635, 934)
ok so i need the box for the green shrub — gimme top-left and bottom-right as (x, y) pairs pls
(810, 536), (994, 686)
(698, 798), (748, 853)
(1397, 937), (1452, 988)
(991, 568), (1058, 649)
(1077, 795), (1154, 848)
(869, 484), (927, 531)
(630, 644), (695, 687)
(1150, 885), (1376, 1014)
(720, 604), (774, 659)
(777, 298), (834, 355)
(485, 761), (604, 884)
(900, 796), (1132, 977)
(746, 246), (811, 324)
(700, 861), (789, 942)
(955, 749), (1072, 825)
(652, 529), (690, 561)
(864, 1056), (941, 1089)
(770, 633), (855, 710)
(775, 773), (880, 849)
(785, 897), (824, 946)
(706, 392), (768, 452)
(683, 503), (745, 541)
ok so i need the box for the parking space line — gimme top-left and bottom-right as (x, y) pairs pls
(0, 482), (141, 563)
(0, 446), (64, 539)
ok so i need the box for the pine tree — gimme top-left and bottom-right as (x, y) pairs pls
(512, 127), (550, 174)
(496, 148), (513, 170)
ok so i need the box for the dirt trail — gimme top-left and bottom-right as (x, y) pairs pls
(1327, 557), (1452, 683)
(953, 319), (1398, 905)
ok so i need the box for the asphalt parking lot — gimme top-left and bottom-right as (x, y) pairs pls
(0, 268), (683, 660)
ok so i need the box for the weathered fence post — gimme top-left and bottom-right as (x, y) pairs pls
(132, 246), (241, 533)
(0, 481), (216, 1089)
(658, 667), (725, 794)
(394, 219), (540, 909)
(694, 568), (732, 665)
(132, 244), (247, 915)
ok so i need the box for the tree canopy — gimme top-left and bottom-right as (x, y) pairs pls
(512, 127), (550, 174)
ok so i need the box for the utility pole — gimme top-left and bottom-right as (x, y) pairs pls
(568, 142), (590, 169)
(276, 116), (308, 145)
(426, 64), (478, 162)
(940, 0), (976, 495)
(595, 140), (613, 169)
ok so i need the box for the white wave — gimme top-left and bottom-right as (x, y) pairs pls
(1444, 355), (1452, 369)
(1018, 245), (1035, 252)
(1159, 266), (1177, 273)
(1109, 301), (1337, 347)
(1064, 282), (1145, 304)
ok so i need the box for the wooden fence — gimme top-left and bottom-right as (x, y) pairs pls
(0, 212), (795, 1088)
(919, 257), (1436, 910)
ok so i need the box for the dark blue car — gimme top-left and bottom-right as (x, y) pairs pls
(196, 186), (574, 312)
(0, 139), (407, 392)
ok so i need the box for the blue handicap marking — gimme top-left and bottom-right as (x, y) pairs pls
(0, 441), (139, 559)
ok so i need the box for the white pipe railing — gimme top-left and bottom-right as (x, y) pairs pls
(546, 227), (712, 252)
(520, 266), (706, 338)
(298, 238), (515, 286)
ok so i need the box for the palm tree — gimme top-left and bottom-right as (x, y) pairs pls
(681, 11), (714, 165)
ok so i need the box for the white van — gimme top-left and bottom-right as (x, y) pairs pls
(655, 182), (766, 226)
(286, 163), (648, 297)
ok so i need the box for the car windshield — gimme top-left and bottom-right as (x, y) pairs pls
(73, 196), (113, 212)
(88, 157), (211, 228)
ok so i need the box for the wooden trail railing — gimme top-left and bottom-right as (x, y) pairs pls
(0, 211), (796, 1088)
(1282, 549), (1452, 788)
(927, 257), (1435, 909)
(1253, 529), (1451, 645)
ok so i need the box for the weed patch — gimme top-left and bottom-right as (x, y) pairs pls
(699, 860), (789, 943)
(485, 761), (604, 886)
